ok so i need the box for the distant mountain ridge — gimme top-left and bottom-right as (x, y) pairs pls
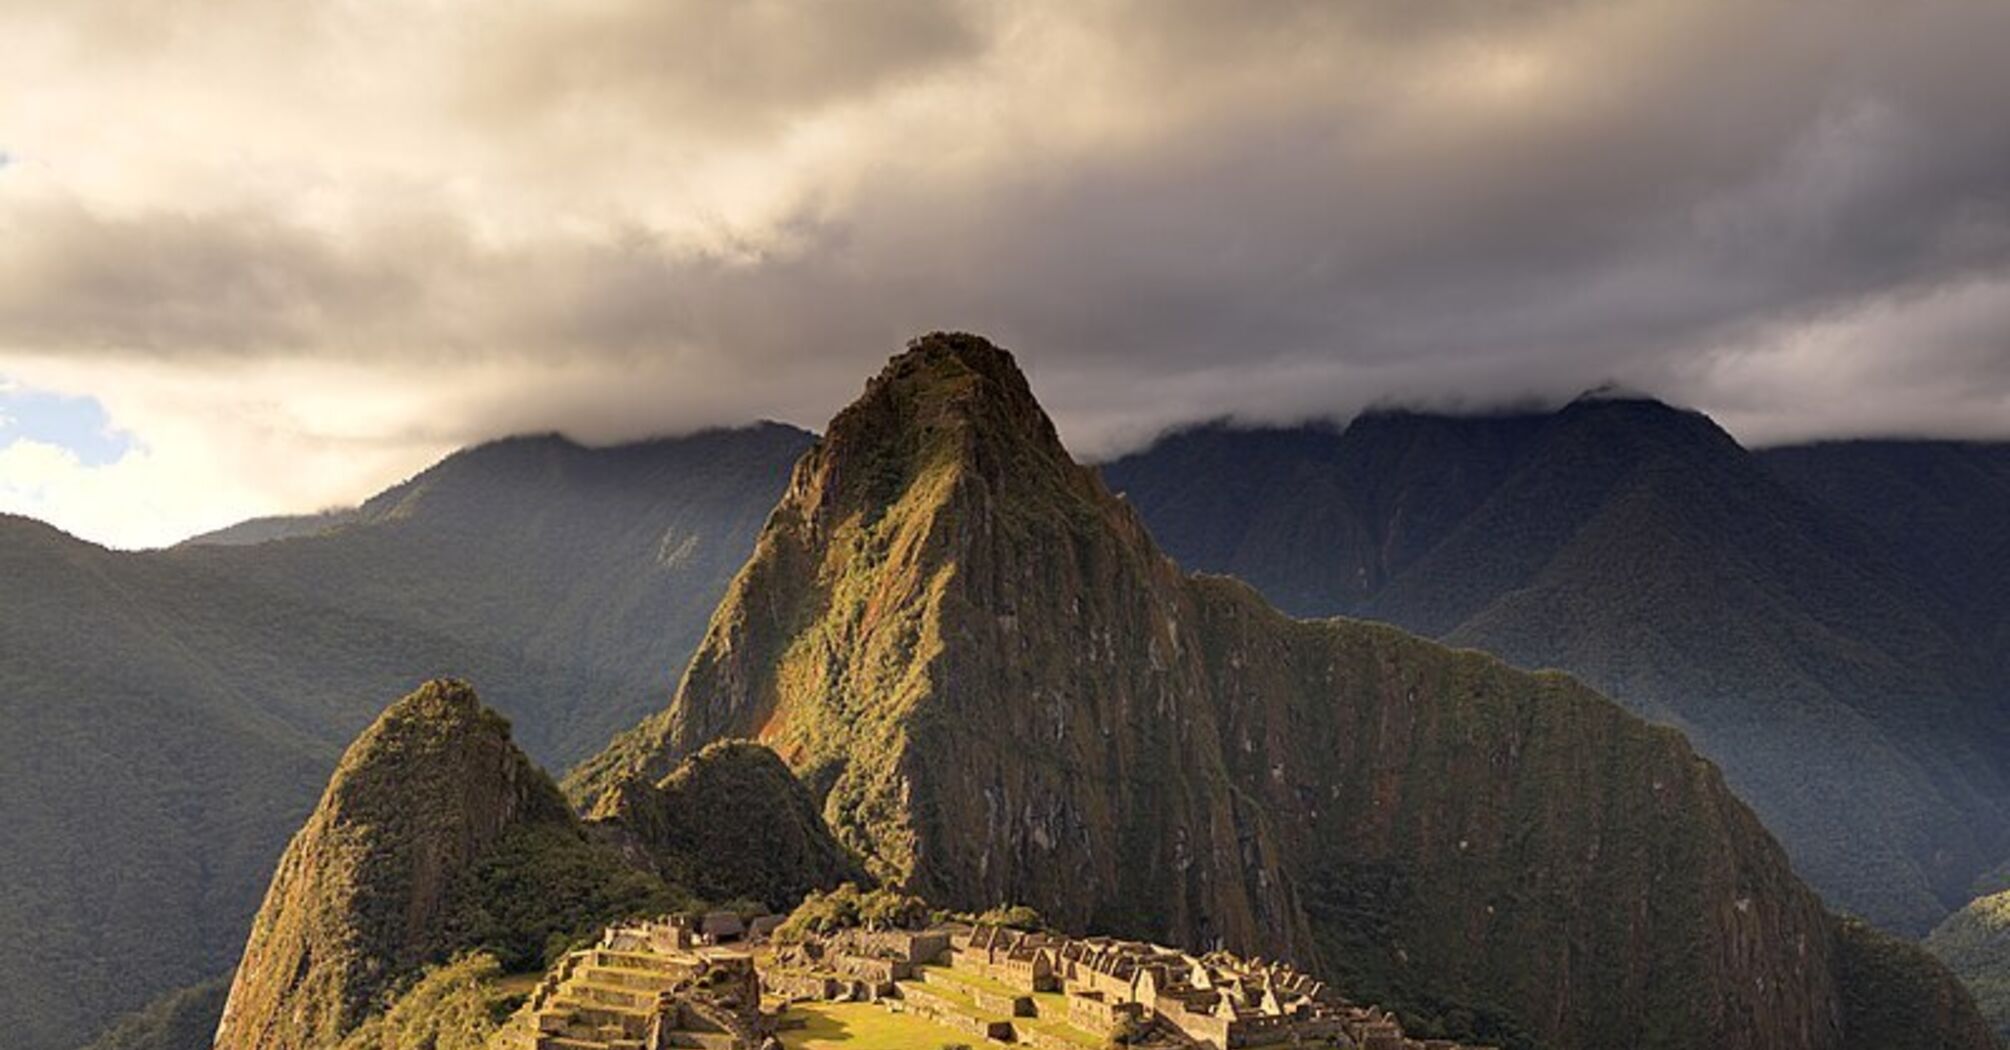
(580, 334), (1994, 1048)
(1103, 404), (2010, 936)
(0, 425), (807, 1050)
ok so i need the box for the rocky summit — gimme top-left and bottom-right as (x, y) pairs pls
(212, 679), (620, 1050)
(578, 333), (1994, 1049)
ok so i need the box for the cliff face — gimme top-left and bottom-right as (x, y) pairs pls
(214, 680), (637, 1050)
(580, 334), (1991, 1048)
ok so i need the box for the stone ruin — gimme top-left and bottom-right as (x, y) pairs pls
(767, 920), (1503, 1050)
(509, 914), (1501, 1049)
(514, 916), (771, 1050)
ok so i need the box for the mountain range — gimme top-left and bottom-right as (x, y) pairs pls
(564, 335), (1988, 1048)
(7, 336), (2009, 1047)
(0, 425), (805, 1050)
(1101, 403), (2010, 937)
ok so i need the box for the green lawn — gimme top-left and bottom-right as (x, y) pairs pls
(776, 1001), (978, 1049)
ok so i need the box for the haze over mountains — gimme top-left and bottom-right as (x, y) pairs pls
(7, 340), (2010, 1047)
(0, 425), (805, 1050)
(1103, 399), (2010, 938)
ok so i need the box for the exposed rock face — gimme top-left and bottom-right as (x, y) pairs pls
(587, 739), (861, 910)
(582, 334), (1993, 1048)
(214, 679), (581, 1050)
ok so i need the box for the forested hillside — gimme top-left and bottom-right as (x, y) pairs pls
(0, 425), (804, 1050)
(1103, 403), (2010, 935)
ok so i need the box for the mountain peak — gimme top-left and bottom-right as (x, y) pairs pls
(215, 678), (573, 1050)
(571, 331), (1975, 1049)
(833, 331), (1060, 460)
(771, 331), (1089, 537)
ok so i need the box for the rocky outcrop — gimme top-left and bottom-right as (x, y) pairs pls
(586, 739), (861, 911)
(582, 333), (1996, 1049)
(214, 679), (647, 1050)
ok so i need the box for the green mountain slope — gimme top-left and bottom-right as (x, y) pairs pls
(214, 678), (852, 1050)
(172, 424), (812, 763)
(1761, 440), (2010, 691)
(214, 679), (677, 1050)
(1928, 891), (2010, 1039)
(1102, 406), (2010, 934)
(588, 739), (864, 910)
(76, 978), (229, 1050)
(583, 333), (1993, 1049)
(0, 425), (804, 1050)
(0, 516), (544, 1050)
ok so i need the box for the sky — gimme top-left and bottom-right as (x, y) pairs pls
(2, 0), (2008, 549)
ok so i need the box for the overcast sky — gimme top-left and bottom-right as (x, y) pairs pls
(3, 0), (2009, 548)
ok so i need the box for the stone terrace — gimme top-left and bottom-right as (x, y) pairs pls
(766, 921), (1501, 1050)
(516, 918), (765, 1050)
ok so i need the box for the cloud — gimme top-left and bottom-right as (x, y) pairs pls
(1, 0), (2008, 545)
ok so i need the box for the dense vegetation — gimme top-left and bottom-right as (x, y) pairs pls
(2, 425), (804, 1050)
(588, 739), (862, 913)
(75, 977), (229, 1050)
(333, 954), (521, 1050)
(1103, 404), (2010, 936)
(215, 679), (876, 1050)
(213, 680), (656, 1049)
(1928, 891), (2010, 1038)
(1761, 439), (2010, 678)
(773, 883), (933, 941)
(582, 335), (1995, 1049)
(1838, 918), (2004, 1046)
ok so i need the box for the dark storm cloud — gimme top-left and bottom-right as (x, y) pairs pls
(4, 0), (2010, 464)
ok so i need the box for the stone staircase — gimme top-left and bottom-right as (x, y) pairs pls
(527, 948), (692, 1050)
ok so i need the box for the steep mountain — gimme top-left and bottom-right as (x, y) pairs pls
(215, 678), (854, 1050)
(0, 425), (804, 1050)
(1928, 891), (2010, 1038)
(1098, 414), (1544, 617)
(0, 515), (526, 1050)
(1760, 440), (2010, 682)
(1837, 918), (2004, 1047)
(213, 678), (673, 1050)
(582, 333), (1993, 1049)
(173, 423), (812, 762)
(1102, 405), (2010, 934)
